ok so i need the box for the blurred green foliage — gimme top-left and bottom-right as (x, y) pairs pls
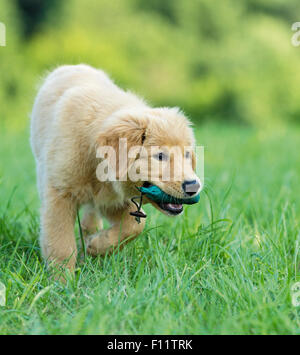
(15, 0), (62, 38)
(1, 0), (300, 129)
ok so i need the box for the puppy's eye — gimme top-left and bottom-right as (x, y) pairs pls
(154, 152), (168, 161)
(185, 151), (191, 159)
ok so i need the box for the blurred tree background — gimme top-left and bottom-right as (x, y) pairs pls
(1, 0), (300, 130)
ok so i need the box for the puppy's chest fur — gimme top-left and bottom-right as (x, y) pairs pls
(73, 178), (127, 213)
(93, 181), (126, 210)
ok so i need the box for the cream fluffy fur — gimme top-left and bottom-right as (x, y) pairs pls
(30, 64), (200, 271)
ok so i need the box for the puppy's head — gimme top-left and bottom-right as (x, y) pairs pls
(96, 107), (201, 216)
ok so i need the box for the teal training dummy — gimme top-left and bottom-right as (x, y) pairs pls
(130, 184), (200, 223)
(138, 184), (200, 205)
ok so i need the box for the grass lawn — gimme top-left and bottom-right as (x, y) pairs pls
(0, 122), (299, 335)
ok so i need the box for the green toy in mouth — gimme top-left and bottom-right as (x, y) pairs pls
(138, 182), (200, 215)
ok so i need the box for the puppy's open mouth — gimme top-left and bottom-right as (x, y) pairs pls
(158, 202), (183, 215)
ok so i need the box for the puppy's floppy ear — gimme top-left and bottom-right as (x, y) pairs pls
(98, 109), (148, 146)
(96, 109), (148, 180)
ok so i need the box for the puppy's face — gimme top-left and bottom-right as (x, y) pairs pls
(97, 107), (201, 216)
(134, 145), (200, 216)
(127, 109), (201, 216)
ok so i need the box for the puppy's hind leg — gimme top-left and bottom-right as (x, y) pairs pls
(86, 204), (145, 257)
(80, 203), (103, 239)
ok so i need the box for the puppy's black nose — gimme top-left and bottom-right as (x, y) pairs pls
(182, 180), (200, 196)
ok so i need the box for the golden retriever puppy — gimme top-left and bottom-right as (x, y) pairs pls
(30, 64), (201, 271)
